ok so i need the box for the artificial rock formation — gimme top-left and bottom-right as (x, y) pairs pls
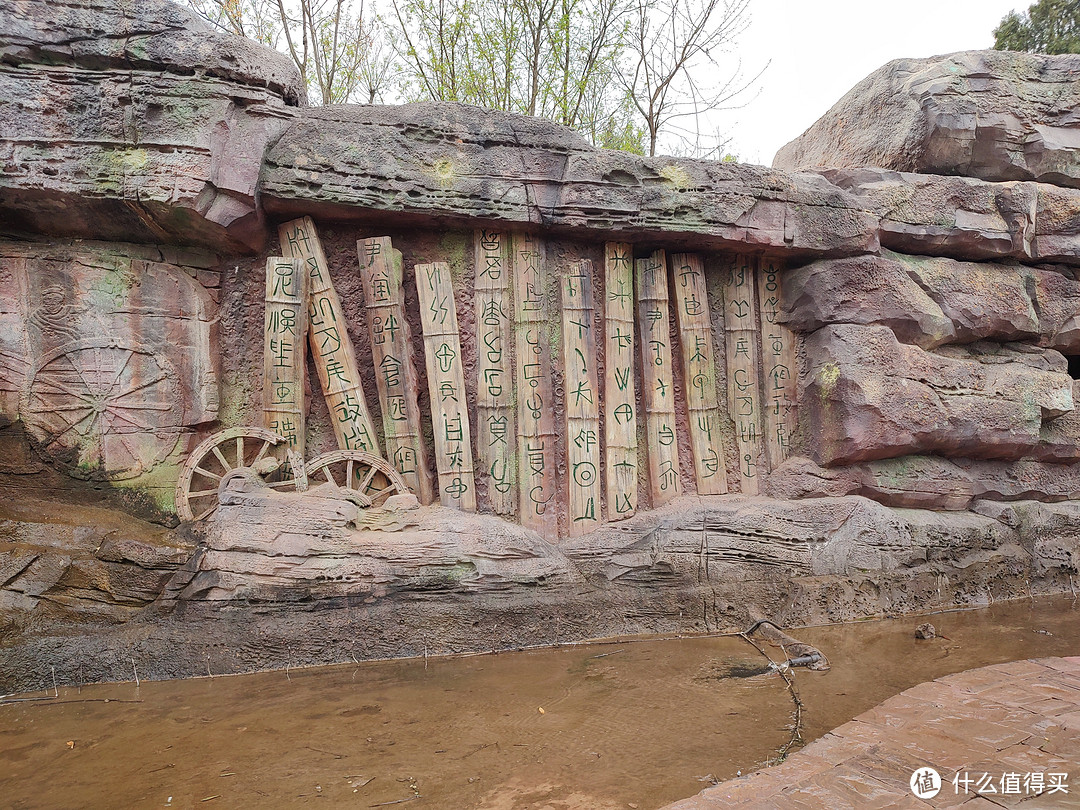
(774, 50), (1080, 188)
(4, 0), (1080, 693)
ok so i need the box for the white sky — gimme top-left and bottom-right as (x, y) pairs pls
(721, 0), (1026, 166)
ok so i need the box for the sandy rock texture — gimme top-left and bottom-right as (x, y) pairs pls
(0, 0), (304, 252)
(775, 50), (1080, 188)
(260, 103), (878, 258)
(3, 0), (1080, 692)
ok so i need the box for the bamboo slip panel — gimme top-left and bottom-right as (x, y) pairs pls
(562, 259), (602, 534)
(604, 242), (638, 520)
(756, 259), (798, 470)
(636, 249), (681, 507)
(512, 232), (558, 538)
(474, 230), (517, 517)
(415, 262), (476, 511)
(671, 253), (727, 495)
(263, 256), (308, 452)
(722, 255), (764, 494)
(279, 217), (380, 455)
(358, 237), (435, 504)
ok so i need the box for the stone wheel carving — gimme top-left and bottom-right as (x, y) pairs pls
(21, 338), (182, 480)
(305, 450), (409, 508)
(175, 427), (304, 522)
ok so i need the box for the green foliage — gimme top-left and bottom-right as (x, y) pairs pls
(187, 0), (755, 156)
(994, 0), (1080, 54)
(391, 0), (644, 152)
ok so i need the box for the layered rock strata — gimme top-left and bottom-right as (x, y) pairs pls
(3, 0), (1080, 692)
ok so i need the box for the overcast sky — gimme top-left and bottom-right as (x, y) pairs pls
(720, 0), (1027, 165)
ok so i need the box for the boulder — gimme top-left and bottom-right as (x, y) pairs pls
(822, 168), (1080, 268)
(261, 103), (879, 258)
(775, 50), (1080, 189)
(780, 253), (956, 349)
(175, 486), (575, 603)
(1036, 382), (1080, 462)
(971, 499), (1080, 576)
(563, 494), (920, 581)
(898, 251), (1039, 343)
(802, 324), (1073, 465)
(960, 459), (1080, 502)
(0, 0), (305, 252)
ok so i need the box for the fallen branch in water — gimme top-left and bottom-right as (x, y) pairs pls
(737, 631), (804, 765)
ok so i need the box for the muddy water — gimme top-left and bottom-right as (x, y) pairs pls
(3, 597), (1079, 809)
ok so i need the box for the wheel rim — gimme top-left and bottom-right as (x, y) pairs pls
(305, 450), (410, 508)
(22, 338), (183, 480)
(175, 427), (301, 522)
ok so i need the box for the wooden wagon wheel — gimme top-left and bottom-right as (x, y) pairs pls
(175, 427), (305, 522)
(304, 450), (410, 508)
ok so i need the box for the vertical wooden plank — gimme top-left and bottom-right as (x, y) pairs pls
(474, 229), (517, 517)
(414, 262), (476, 511)
(357, 237), (435, 504)
(636, 249), (681, 506)
(262, 256), (308, 452)
(722, 255), (763, 494)
(756, 259), (798, 470)
(604, 242), (638, 520)
(512, 233), (558, 538)
(671, 253), (727, 494)
(279, 217), (380, 455)
(562, 259), (601, 534)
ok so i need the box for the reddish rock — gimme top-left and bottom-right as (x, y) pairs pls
(821, 167), (1080, 269)
(803, 324), (1073, 466)
(780, 253), (956, 348)
(775, 50), (1080, 189)
(898, 251), (1039, 343)
(0, 0), (305, 252)
(260, 104), (879, 259)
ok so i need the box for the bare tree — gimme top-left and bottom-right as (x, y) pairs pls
(620, 0), (761, 156)
(391, 0), (643, 149)
(186, 0), (375, 104)
(186, 0), (282, 45)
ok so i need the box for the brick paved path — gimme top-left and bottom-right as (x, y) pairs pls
(666, 657), (1080, 809)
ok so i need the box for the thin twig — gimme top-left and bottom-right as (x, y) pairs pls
(738, 632), (804, 763)
(369, 798), (419, 808)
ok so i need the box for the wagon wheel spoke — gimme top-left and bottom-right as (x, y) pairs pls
(192, 466), (221, 481)
(369, 484), (397, 501)
(251, 440), (273, 466)
(109, 401), (173, 411)
(109, 373), (168, 402)
(211, 446), (231, 472)
(32, 377), (96, 403)
(236, 436), (245, 467)
(49, 409), (98, 444)
(346, 458), (354, 486)
(41, 403), (98, 413)
(111, 428), (143, 470)
(107, 408), (156, 432)
(186, 488), (219, 499)
(194, 504), (217, 521)
(321, 466), (339, 487)
(358, 465), (378, 493)
(106, 349), (135, 393)
(64, 351), (97, 393)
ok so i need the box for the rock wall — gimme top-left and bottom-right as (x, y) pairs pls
(3, 1), (1080, 689)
